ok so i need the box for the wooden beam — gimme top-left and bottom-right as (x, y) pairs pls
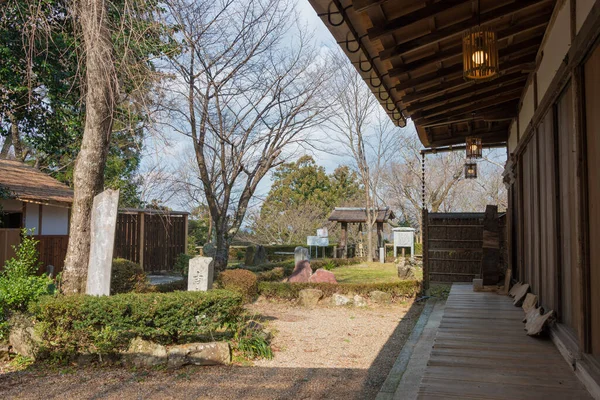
(352, 0), (388, 13)
(429, 128), (508, 147)
(411, 82), (526, 119)
(418, 99), (519, 127)
(406, 74), (527, 113)
(379, 0), (551, 60)
(389, 31), (544, 78)
(368, 0), (466, 40)
(396, 51), (536, 92)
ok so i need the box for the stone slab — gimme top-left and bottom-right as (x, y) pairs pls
(294, 246), (310, 266)
(188, 257), (214, 291)
(86, 189), (120, 296)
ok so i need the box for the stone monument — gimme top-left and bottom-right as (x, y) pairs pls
(188, 256), (214, 291)
(294, 246), (310, 266)
(86, 189), (120, 296)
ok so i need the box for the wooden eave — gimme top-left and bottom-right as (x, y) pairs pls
(307, 0), (556, 148)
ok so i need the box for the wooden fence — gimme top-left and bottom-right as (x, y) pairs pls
(1, 210), (188, 274)
(114, 210), (188, 272)
(423, 210), (507, 285)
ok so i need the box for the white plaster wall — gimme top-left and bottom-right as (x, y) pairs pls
(41, 205), (69, 235)
(577, 0), (595, 33)
(519, 82), (536, 137)
(0, 199), (23, 212)
(508, 121), (518, 154)
(24, 204), (39, 234)
(537, 1), (571, 100)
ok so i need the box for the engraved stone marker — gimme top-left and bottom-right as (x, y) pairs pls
(86, 189), (120, 296)
(294, 246), (310, 266)
(188, 256), (214, 291)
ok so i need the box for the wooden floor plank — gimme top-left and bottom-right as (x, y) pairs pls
(416, 284), (593, 399)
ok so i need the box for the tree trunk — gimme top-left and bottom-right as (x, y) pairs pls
(61, 0), (117, 294)
(7, 112), (23, 161)
(213, 221), (230, 273)
(0, 136), (10, 159)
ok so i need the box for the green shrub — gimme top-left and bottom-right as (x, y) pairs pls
(30, 290), (243, 356)
(110, 258), (150, 295)
(0, 232), (54, 340)
(256, 267), (285, 282)
(154, 279), (187, 292)
(174, 253), (193, 277)
(257, 280), (422, 300)
(217, 270), (258, 302)
(309, 257), (362, 271)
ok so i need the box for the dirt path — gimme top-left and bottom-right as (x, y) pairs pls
(0, 301), (423, 400)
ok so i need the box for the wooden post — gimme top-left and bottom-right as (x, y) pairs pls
(377, 222), (383, 248)
(422, 208), (429, 291)
(341, 222), (348, 259)
(184, 214), (189, 255)
(139, 212), (145, 271)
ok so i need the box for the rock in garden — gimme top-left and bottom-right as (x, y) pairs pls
(167, 342), (230, 369)
(9, 314), (41, 359)
(244, 245), (256, 266)
(253, 245), (267, 265)
(309, 268), (338, 284)
(369, 290), (392, 304)
(332, 293), (352, 306)
(294, 246), (310, 265)
(397, 262), (416, 280)
(299, 288), (323, 307)
(288, 260), (312, 283)
(353, 295), (367, 307)
(124, 337), (168, 368)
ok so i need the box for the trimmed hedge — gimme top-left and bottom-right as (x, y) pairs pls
(217, 270), (258, 302)
(154, 279), (187, 292)
(258, 280), (422, 300)
(30, 290), (243, 356)
(111, 258), (149, 294)
(244, 257), (363, 280)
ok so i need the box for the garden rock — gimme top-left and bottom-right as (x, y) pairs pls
(369, 290), (392, 304)
(309, 268), (338, 284)
(397, 259), (416, 280)
(245, 320), (272, 341)
(9, 314), (41, 359)
(332, 294), (352, 306)
(353, 295), (367, 307)
(299, 288), (323, 307)
(244, 246), (256, 266)
(167, 342), (230, 368)
(253, 245), (267, 265)
(124, 337), (167, 367)
(288, 260), (312, 283)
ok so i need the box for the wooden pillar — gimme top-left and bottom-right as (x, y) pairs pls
(422, 208), (429, 291)
(377, 222), (383, 248)
(139, 212), (145, 271)
(184, 214), (189, 255)
(340, 222), (347, 259)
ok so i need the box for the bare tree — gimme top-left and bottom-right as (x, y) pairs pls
(162, 0), (330, 271)
(327, 53), (396, 261)
(62, 0), (118, 293)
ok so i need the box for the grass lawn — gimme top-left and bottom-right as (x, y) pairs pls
(332, 261), (423, 284)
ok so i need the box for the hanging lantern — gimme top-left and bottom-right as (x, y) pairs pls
(465, 161), (478, 179)
(463, 26), (499, 81)
(466, 136), (482, 159)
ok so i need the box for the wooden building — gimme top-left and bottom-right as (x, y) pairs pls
(308, 0), (600, 395)
(0, 159), (188, 273)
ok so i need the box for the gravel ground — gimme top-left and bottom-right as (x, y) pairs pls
(0, 300), (423, 400)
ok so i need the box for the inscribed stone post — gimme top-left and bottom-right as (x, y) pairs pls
(86, 189), (120, 296)
(188, 257), (214, 291)
(294, 246), (310, 266)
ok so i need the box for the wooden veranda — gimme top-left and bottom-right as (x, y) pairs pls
(417, 284), (592, 399)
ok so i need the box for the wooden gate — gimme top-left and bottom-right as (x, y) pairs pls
(423, 211), (485, 284)
(0, 229), (20, 269)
